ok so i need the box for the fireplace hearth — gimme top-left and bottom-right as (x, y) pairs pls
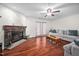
(3, 25), (26, 49)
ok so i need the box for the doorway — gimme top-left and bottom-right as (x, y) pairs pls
(36, 21), (47, 36)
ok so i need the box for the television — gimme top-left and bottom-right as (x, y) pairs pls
(68, 30), (78, 36)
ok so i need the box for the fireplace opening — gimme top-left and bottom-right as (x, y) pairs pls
(11, 31), (23, 43)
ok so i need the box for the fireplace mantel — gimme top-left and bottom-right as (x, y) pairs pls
(3, 25), (26, 31)
(3, 25), (26, 49)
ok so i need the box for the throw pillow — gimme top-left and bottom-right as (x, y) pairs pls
(74, 40), (79, 46)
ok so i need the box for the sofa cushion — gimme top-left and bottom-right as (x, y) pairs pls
(49, 29), (57, 33)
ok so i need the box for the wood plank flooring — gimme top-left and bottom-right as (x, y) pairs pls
(2, 36), (70, 56)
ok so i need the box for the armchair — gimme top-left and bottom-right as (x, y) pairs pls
(63, 42), (79, 56)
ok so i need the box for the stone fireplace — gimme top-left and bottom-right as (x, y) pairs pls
(3, 25), (26, 49)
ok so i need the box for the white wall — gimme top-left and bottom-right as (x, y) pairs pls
(0, 5), (51, 49)
(23, 17), (51, 37)
(0, 5), (25, 49)
(51, 15), (79, 30)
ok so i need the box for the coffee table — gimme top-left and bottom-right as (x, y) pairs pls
(46, 35), (62, 46)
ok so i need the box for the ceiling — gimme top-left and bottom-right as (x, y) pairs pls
(1, 3), (79, 20)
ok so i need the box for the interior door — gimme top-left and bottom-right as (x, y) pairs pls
(42, 22), (47, 35)
(36, 22), (47, 36)
(36, 22), (41, 36)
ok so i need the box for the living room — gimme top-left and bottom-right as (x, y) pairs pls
(0, 3), (79, 56)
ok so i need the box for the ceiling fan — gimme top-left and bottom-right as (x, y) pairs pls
(40, 8), (60, 17)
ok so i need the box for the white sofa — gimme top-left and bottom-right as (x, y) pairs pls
(49, 32), (79, 42)
(63, 42), (79, 56)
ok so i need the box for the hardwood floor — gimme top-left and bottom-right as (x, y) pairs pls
(2, 36), (70, 56)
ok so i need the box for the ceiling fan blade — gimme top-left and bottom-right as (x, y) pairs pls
(44, 15), (47, 17)
(40, 12), (47, 16)
(51, 14), (54, 16)
(52, 10), (60, 13)
(40, 11), (47, 13)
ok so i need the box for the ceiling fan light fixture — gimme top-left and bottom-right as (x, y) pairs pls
(47, 8), (52, 13)
(46, 8), (52, 16)
(47, 13), (51, 16)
